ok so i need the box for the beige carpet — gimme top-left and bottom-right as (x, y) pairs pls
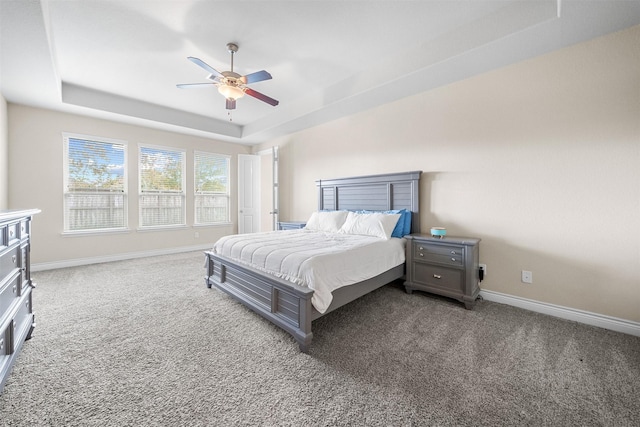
(1, 251), (639, 426)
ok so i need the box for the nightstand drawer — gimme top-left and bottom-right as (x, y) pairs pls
(278, 221), (306, 230)
(413, 242), (464, 267)
(411, 263), (464, 292)
(413, 241), (464, 257)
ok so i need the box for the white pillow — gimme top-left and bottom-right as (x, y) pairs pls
(304, 211), (349, 233)
(338, 211), (401, 240)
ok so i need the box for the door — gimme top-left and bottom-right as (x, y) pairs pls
(238, 154), (260, 233)
(256, 146), (280, 232)
(271, 146), (279, 231)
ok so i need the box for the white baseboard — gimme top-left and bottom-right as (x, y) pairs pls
(480, 289), (640, 337)
(32, 243), (213, 272)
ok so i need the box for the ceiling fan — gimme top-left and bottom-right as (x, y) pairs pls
(177, 42), (279, 112)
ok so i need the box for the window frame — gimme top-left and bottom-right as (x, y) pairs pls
(137, 143), (187, 230)
(62, 132), (128, 235)
(194, 151), (231, 226)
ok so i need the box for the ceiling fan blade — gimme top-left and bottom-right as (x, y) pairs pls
(187, 57), (223, 79)
(226, 99), (236, 110)
(176, 83), (217, 89)
(244, 88), (279, 106)
(240, 70), (272, 85)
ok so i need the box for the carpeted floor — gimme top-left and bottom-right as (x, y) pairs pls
(1, 251), (638, 426)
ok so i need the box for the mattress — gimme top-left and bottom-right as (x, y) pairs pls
(212, 229), (406, 313)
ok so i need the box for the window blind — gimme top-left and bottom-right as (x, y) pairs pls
(194, 151), (230, 225)
(63, 135), (127, 232)
(139, 145), (186, 227)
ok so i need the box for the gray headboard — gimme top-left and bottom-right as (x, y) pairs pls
(316, 171), (422, 233)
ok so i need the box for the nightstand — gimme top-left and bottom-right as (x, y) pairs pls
(277, 221), (306, 230)
(404, 234), (481, 309)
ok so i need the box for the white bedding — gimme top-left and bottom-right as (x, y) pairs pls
(212, 229), (405, 313)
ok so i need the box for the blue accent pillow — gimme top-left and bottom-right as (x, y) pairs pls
(395, 209), (412, 237)
(355, 209), (411, 237)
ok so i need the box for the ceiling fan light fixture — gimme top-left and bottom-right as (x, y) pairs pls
(178, 42), (278, 112)
(218, 84), (245, 100)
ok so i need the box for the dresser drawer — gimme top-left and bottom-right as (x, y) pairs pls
(0, 223), (6, 250)
(19, 220), (30, 241)
(411, 263), (464, 293)
(12, 289), (33, 347)
(0, 245), (20, 284)
(0, 320), (10, 356)
(19, 245), (29, 292)
(0, 319), (10, 392)
(413, 242), (464, 267)
(0, 272), (21, 317)
(6, 222), (20, 246)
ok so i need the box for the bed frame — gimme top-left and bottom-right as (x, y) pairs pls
(204, 171), (421, 352)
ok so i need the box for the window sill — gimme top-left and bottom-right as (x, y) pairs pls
(193, 222), (233, 228)
(136, 224), (188, 232)
(62, 228), (131, 237)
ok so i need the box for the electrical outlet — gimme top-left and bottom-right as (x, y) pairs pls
(521, 270), (533, 284)
(479, 264), (487, 276)
(194, 231), (199, 238)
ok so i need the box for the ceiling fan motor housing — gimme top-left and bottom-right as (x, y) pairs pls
(221, 71), (242, 79)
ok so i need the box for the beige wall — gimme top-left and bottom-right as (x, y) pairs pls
(8, 105), (250, 265)
(257, 26), (640, 322)
(0, 94), (7, 209)
(5, 26), (638, 322)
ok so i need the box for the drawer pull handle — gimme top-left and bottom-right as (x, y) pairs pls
(450, 250), (456, 255)
(12, 255), (16, 264)
(451, 258), (456, 262)
(433, 274), (442, 279)
(419, 246), (424, 250)
(419, 253), (424, 257)
(0, 338), (3, 351)
(10, 230), (14, 237)
(13, 284), (17, 294)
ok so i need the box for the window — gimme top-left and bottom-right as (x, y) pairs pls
(195, 152), (230, 225)
(63, 134), (127, 232)
(139, 145), (186, 228)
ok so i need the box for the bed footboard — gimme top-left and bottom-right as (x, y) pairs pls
(204, 251), (315, 352)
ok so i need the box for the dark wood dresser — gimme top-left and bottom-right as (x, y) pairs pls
(0, 209), (39, 393)
(404, 234), (481, 309)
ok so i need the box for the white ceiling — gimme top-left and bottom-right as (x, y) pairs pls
(1, 1), (639, 145)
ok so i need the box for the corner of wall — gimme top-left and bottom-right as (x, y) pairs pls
(0, 95), (8, 209)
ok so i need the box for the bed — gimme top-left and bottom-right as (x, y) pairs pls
(204, 171), (421, 352)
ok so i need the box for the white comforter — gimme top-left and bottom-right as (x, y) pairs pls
(212, 229), (405, 313)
